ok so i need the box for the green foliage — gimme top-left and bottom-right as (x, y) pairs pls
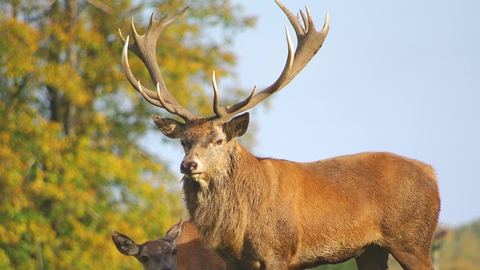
(437, 220), (480, 269)
(313, 259), (357, 270)
(0, 0), (255, 268)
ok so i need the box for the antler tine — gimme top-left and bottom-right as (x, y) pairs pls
(299, 8), (309, 33)
(212, 71), (257, 118)
(119, 7), (195, 122)
(213, 0), (329, 120)
(212, 71), (222, 116)
(121, 35), (160, 105)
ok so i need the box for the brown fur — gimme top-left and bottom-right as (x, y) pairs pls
(153, 114), (440, 270)
(112, 219), (226, 270)
(119, 1), (440, 268)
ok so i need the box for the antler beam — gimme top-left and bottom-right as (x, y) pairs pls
(119, 1), (329, 122)
(119, 8), (196, 122)
(213, 0), (330, 120)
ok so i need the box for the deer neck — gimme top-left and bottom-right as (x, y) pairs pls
(182, 141), (265, 255)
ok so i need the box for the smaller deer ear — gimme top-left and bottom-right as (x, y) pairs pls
(224, 113), (250, 141)
(164, 219), (183, 245)
(112, 231), (140, 256)
(152, 115), (186, 139)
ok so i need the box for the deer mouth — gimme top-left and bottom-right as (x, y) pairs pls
(183, 172), (200, 180)
(183, 173), (209, 190)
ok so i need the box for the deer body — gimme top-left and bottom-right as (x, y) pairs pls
(174, 118), (439, 270)
(119, 1), (440, 269)
(112, 219), (226, 270)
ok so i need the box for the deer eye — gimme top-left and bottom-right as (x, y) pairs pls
(139, 255), (149, 263)
(215, 139), (223, 146)
(172, 248), (178, 255)
(180, 140), (186, 147)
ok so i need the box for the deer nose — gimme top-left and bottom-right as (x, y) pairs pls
(180, 161), (197, 174)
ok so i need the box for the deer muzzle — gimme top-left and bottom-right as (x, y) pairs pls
(180, 152), (205, 177)
(180, 161), (198, 174)
(180, 156), (209, 190)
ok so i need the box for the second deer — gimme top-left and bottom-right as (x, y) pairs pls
(112, 219), (226, 270)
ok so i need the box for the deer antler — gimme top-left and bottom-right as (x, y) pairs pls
(213, 0), (330, 120)
(118, 7), (196, 122)
(119, 1), (329, 122)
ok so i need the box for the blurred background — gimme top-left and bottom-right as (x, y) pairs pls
(1, 0), (478, 268)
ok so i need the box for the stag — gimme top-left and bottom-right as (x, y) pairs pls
(112, 219), (226, 270)
(118, 1), (440, 269)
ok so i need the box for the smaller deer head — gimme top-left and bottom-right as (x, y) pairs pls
(112, 220), (183, 270)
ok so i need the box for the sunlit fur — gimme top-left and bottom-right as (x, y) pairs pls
(158, 114), (440, 270)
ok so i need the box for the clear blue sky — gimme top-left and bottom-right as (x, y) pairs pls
(231, 0), (480, 227)
(143, 1), (480, 227)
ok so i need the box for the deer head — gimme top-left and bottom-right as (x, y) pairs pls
(112, 220), (183, 270)
(118, 0), (329, 188)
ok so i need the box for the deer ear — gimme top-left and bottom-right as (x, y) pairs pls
(152, 115), (186, 139)
(164, 219), (183, 245)
(224, 112), (250, 141)
(112, 231), (140, 256)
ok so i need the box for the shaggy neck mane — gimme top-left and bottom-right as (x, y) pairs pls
(182, 141), (265, 258)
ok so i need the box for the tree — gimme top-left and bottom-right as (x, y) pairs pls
(0, 0), (255, 268)
(438, 220), (480, 269)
